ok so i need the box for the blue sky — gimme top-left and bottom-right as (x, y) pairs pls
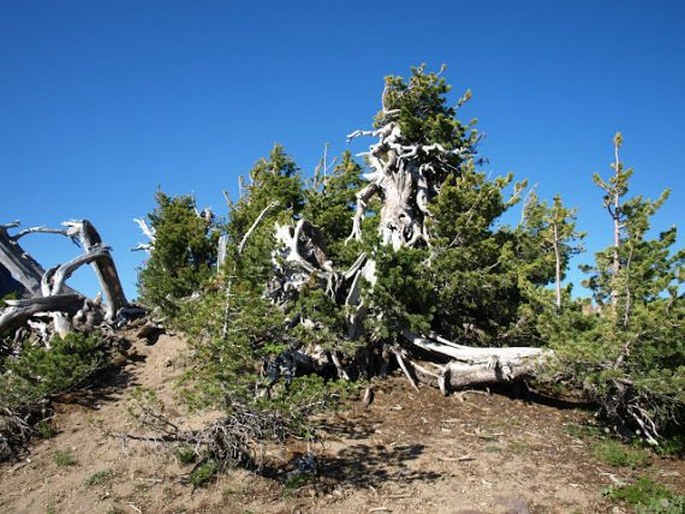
(1, 1), (683, 300)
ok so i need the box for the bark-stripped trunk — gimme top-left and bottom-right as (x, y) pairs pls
(346, 119), (464, 250)
(0, 220), (132, 337)
(553, 223), (562, 310)
(0, 294), (85, 336)
(64, 220), (129, 320)
(0, 223), (50, 297)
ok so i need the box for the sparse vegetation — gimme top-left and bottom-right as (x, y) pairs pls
(1, 333), (110, 461)
(53, 449), (77, 467)
(607, 476), (684, 512)
(175, 445), (197, 465)
(189, 458), (219, 488)
(593, 440), (651, 468)
(0, 64), (683, 512)
(117, 68), (685, 498)
(85, 469), (113, 486)
(35, 420), (57, 439)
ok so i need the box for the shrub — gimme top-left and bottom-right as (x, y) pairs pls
(607, 476), (685, 513)
(53, 449), (77, 467)
(1, 333), (108, 410)
(189, 459), (219, 488)
(0, 333), (109, 461)
(137, 191), (220, 316)
(85, 469), (113, 486)
(593, 440), (650, 468)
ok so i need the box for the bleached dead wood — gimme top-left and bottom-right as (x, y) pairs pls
(1, 221), (81, 297)
(0, 223), (50, 297)
(401, 331), (548, 391)
(238, 202), (279, 256)
(0, 294), (85, 336)
(133, 218), (155, 253)
(346, 120), (466, 250)
(64, 220), (129, 320)
(42, 245), (113, 296)
(1, 219), (133, 340)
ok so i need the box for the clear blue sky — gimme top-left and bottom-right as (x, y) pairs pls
(2, 0), (683, 300)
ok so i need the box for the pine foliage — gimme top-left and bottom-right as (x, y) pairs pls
(135, 70), (684, 446)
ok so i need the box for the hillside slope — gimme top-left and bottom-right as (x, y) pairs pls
(1, 333), (682, 513)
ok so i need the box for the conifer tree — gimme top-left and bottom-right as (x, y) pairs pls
(521, 191), (584, 309)
(138, 192), (220, 315)
(552, 134), (685, 442)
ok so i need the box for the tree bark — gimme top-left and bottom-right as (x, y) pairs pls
(64, 220), (129, 320)
(0, 294), (85, 336)
(403, 331), (547, 391)
(0, 223), (48, 297)
(346, 122), (464, 250)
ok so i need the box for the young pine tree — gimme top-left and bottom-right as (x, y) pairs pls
(137, 192), (220, 316)
(521, 191), (585, 310)
(557, 134), (684, 443)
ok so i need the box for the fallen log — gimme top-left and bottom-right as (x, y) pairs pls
(0, 294), (85, 336)
(403, 331), (548, 392)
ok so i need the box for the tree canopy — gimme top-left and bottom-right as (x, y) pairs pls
(135, 67), (684, 447)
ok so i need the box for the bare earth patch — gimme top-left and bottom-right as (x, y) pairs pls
(1, 333), (682, 513)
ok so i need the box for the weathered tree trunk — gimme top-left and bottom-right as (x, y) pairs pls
(347, 122), (463, 250)
(0, 220), (132, 338)
(262, 80), (553, 393)
(0, 294), (85, 336)
(0, 223), (49, 297)
(64, 220), (129, 320)
(402, 332), (547, 392)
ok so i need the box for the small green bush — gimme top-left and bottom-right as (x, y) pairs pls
(189, 459), (219, 488)
(593, 440), (650, 468)
(85, 469), (113, 486)
(607, 476), (684, 513)
(283, 472), (313, 492)
(1, 333), (108, 410)
(655, 433), (685, 458)
(35, 420), (57, 439)
(175, 445), (197, 465)
(636, 495), (685, 514)
(53, 449), (77, 467)
(565, 422), (601, 439)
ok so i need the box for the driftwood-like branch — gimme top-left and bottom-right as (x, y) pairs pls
(12, 226), (72, 242)
(43, 245), (113, 296)
(271, 220), (338, 303)
(403, 332), (548, 390)
(0, 294), (85, 336)
(238, 202), (279, 256)
(0, 224), (49, 297)
(133, 218), (155, 253)
(394, 349), (420, 392)
(64, 220), (129, 320)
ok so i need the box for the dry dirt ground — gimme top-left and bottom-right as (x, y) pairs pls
(1, 333), (683, 514)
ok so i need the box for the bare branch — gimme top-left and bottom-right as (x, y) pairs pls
(62, 220), (129, 320)
(0, 294), (85, 336)
(394, 349), (420, 392)
(238, 201), (279, 256)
